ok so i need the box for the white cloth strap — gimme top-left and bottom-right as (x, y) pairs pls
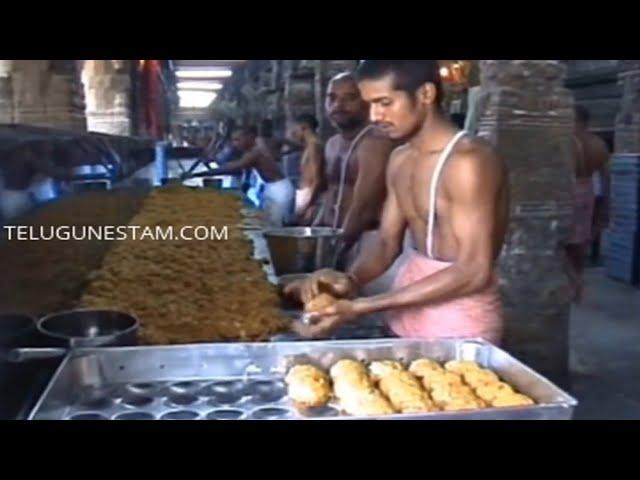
(427, 130), (468, 259)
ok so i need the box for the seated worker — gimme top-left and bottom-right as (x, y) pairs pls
(187, 125), (294, 226)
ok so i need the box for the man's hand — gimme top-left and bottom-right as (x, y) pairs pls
(283, 269), (356, 304)
(291, 299), (360, 338)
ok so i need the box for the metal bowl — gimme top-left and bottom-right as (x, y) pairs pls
(263, 227), (342, 276)
(37, 309), (139, 349)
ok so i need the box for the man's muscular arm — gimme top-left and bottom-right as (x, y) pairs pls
(353, 144), (504, 316)
(306, 142), (327, 209)
(339, 135), (393, 252)
(347, 149), (407, 290)
(189, 151), (256, 178)
(291, 150), (407, 304)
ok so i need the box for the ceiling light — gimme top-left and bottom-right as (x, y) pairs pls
(177, 81), (223, 90)
(176, 69), (233, 79)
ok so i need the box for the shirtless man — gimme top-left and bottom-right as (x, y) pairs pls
(288, 114), (325, 225)
(190, 125), (294, 226)
(567, 105), (610, 302)
(286, 60), (509, 343)
(313, 73), (395, 269)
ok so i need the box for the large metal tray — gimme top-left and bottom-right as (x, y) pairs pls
(28, 338), (577, 420)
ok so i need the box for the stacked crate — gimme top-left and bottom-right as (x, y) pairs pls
(605, 154), (640, 285)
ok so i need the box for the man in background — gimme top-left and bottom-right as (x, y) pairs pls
(288, 114), (326, 225)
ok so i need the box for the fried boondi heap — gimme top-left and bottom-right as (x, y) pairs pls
(0, 190), (147, 316)
(80, 185), (288, 344)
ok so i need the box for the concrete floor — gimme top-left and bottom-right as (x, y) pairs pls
(569, 266), (640, 419)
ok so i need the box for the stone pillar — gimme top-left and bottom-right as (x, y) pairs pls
(82, 60), (132, 135)
(0, 60), (86, 131)
(0, 60), (13, 123)
(477, 60), (575, 387)
(614, 60), (640, 153)
(314, 60), (328, 138)
(283, 61), (315, 124)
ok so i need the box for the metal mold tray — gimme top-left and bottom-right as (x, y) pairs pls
(28, 338), (577, 420)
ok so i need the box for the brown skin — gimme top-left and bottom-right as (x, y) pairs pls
(290, 121), (326, 225)
(287, 73), (509, 338)
(318, 74), (395, 255)
(193, 130), (284, 182)
(565, 119), (610, 302)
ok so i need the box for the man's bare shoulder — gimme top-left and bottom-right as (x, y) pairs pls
(587, 132), (610, 157)
(361, 126), (395, 149)
(444, 137), (506, 190)
(248, 145), (272, 162)
(325, 135), (341, 155)
(387, 143), (412, 178)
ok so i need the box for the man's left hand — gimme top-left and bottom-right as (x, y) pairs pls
(291, 299), (361, 339)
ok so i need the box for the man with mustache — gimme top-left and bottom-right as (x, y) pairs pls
(287, 60), (508, 343)
(313, 72), (395, 271)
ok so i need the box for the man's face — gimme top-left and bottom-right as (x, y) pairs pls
(358, 74), (427, 141)
(231, 131), (250, 151)
(325, 78), (370, 131)
(288, 122), (305, 144)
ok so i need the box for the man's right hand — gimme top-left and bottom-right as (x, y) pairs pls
(283, 269), (357, 304)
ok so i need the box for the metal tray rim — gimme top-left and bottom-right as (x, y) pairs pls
(29, 337), (578, 416)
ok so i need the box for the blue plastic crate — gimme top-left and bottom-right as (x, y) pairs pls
(606, 261), (639, 285)
(607, 227), (639, 242)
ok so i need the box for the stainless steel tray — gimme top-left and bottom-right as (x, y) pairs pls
(28, 338), (577, 420)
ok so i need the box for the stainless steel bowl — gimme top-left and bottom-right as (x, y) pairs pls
(263, 227), (342, 276)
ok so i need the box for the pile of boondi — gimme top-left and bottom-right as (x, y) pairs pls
(81, 185), (288, 344)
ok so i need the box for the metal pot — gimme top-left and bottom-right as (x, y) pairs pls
(6, 309), (139, 362)
(263, 227), (342, 276)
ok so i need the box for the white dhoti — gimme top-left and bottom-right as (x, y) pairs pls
(1, 189), (33, 223)
(294, 187), (312, 216)
(263, 178), (295, 227)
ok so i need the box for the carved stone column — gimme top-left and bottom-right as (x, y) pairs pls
(82, 60), (132, 135)
(614, 60), (640, 153)
(1, 60), (86, 131)
(478, 60), (575, 386)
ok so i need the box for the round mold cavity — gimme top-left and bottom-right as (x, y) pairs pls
(205, 380), (247, 404)
(248, 406), (293, 420)
(161, 410), (200, 420)
(205, 408), (245, 420)
(169, 381), (205, 394)
(114, 411), (155, 421)
(166, 394), (200, 407)
(126, 382), (163, 395)
(121, 395), (155, 408)
(246, 379), (286, 403)
(68, 412), (108, 421)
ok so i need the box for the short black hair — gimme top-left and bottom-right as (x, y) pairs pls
(355, 60), (443, 104)
(574, 104), (590, 125)
(294, 113), (318, 131)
